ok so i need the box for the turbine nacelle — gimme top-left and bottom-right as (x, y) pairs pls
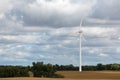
(79, 30), (83, 34)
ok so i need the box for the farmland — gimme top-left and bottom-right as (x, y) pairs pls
(0, 71), (120, 80)
(57, 71), (120, 79)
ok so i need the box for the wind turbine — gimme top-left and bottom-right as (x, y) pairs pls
(79, 19), (83, 72)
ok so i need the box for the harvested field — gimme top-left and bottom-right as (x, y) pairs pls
(57, 71), (120, 79)
(0, 71), (120, 80)
(0, 78), (75, 80)
(0, 78), (119, 80)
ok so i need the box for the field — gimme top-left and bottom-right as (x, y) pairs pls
(57, 71), (120, 79)
(0, 71), (120, 80)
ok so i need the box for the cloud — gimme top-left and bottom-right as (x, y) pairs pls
(10, 0), (96, 27)
(0, 0), (120, 65)
(99, 53), (108, 57)
(0, 25), (120, 65)
(116, 48), (120, 53)
(91, 0), (120, 20)
(1, 0), (120, 29)
(0, 0), (13, 13)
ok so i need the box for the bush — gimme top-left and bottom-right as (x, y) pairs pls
(0, 66), (29, 77)
(31, 62), (64, 78)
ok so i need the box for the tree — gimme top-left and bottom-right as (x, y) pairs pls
(96, 63), (104, 70)
(0, 66), (29, 77)
(111, 64), (120, 70)
(31, 62), (44, 77)
(31, 62), (57, 77)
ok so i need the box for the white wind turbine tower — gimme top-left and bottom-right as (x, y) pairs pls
(79, 19), (83, 72)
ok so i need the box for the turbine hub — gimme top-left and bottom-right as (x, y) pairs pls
(79, 30), (83, 33)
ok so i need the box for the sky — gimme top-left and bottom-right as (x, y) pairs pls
(0, 0), (120, 66)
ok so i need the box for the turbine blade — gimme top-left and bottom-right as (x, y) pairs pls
(82, 34), (87, 42)
(80, 19), (83, 29)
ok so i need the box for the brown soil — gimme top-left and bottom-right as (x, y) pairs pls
(57, 71), (120, 79)
(0, 71), (120, 80)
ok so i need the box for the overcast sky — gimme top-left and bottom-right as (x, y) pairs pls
(0, 0), (120, 66)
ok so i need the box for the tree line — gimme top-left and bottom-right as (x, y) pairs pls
(53, 63), (120, 71)
(84, 63), (120, 71)
(0, 62), (120, 78)
(0, 62), (64, 78)
(0, 66), (29, 77)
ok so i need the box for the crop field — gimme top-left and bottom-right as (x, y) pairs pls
(0, 71), (120, 80)
(57, 71), (120, 79)
(0, 78), (77, 80)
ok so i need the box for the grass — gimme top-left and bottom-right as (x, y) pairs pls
(0, 71), (120, 80)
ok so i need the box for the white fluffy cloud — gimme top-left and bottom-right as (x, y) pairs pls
(17, 0), (96, 27)
(0, 0), (120, 65)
